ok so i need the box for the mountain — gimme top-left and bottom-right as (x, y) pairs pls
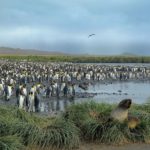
(0, 47), (66, 55)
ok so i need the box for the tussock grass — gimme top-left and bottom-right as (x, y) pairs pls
(0, 105), (79, 149)
(30, 119), (80, 149)
(0, 55), (150, 63)
(64, 101), (150, 145)
(0, 135), (24, 150)
(63, 101), (113, 126)
(0, 102), (150, 149)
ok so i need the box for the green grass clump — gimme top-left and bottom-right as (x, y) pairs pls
(0, 105), (80, 149)
(30, 119), (80, 149)
(1, 55), (150, 63)
(0, 135), (24, 150)
(0, 102), (150, 149)
(63, 101), (113, 126)
(63, 101), (150, 145)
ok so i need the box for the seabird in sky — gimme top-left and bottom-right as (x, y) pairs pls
(88, 34), (95, 38)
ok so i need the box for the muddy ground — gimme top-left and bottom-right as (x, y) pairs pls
(79, 143), (150, 150)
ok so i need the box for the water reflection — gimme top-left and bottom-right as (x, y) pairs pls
(38, 81), (150, 113)
(86, 81), (150, 104)
(39, 98), (75, 113)
(56, 99), (60, 111)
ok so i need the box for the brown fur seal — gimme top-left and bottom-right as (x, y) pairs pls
(128, 115), (140, 129)
(110, 99), (132, 122)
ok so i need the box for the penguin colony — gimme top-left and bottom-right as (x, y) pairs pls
(0, 61), (149, 112)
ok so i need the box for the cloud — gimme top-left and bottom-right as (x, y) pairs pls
(0, 0), (150, 54)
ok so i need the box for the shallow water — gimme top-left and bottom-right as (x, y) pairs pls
(39, 81), (150, 113)
(77, 81), (150, 104)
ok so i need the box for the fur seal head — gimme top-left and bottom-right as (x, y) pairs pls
(118, 99), (132, 109)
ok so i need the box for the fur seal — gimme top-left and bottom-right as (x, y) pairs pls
(110, 99), (132, 122)
(128, 115), (140, 129)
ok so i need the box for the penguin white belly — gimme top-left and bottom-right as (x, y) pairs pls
(19, 95), (25, 109)
(28, 95), (35, 112)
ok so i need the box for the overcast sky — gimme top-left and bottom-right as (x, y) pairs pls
(0, 0), (150, 55)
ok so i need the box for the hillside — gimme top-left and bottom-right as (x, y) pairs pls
(0, 47), (66, 55)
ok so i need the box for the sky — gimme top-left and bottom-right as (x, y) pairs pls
(0, 0), (150, 55)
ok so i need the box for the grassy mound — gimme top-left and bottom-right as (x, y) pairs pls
(0, 135), (24, 150)
(63, 101), (150, 144)
(0, 101), (150, 149)
(0, 105), (79, 150)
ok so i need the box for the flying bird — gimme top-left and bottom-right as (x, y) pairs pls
(88, 34), (95, 38)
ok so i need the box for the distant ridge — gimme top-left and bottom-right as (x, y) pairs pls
(120, 52), (138, 56)
(0, 47), (66, 55)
